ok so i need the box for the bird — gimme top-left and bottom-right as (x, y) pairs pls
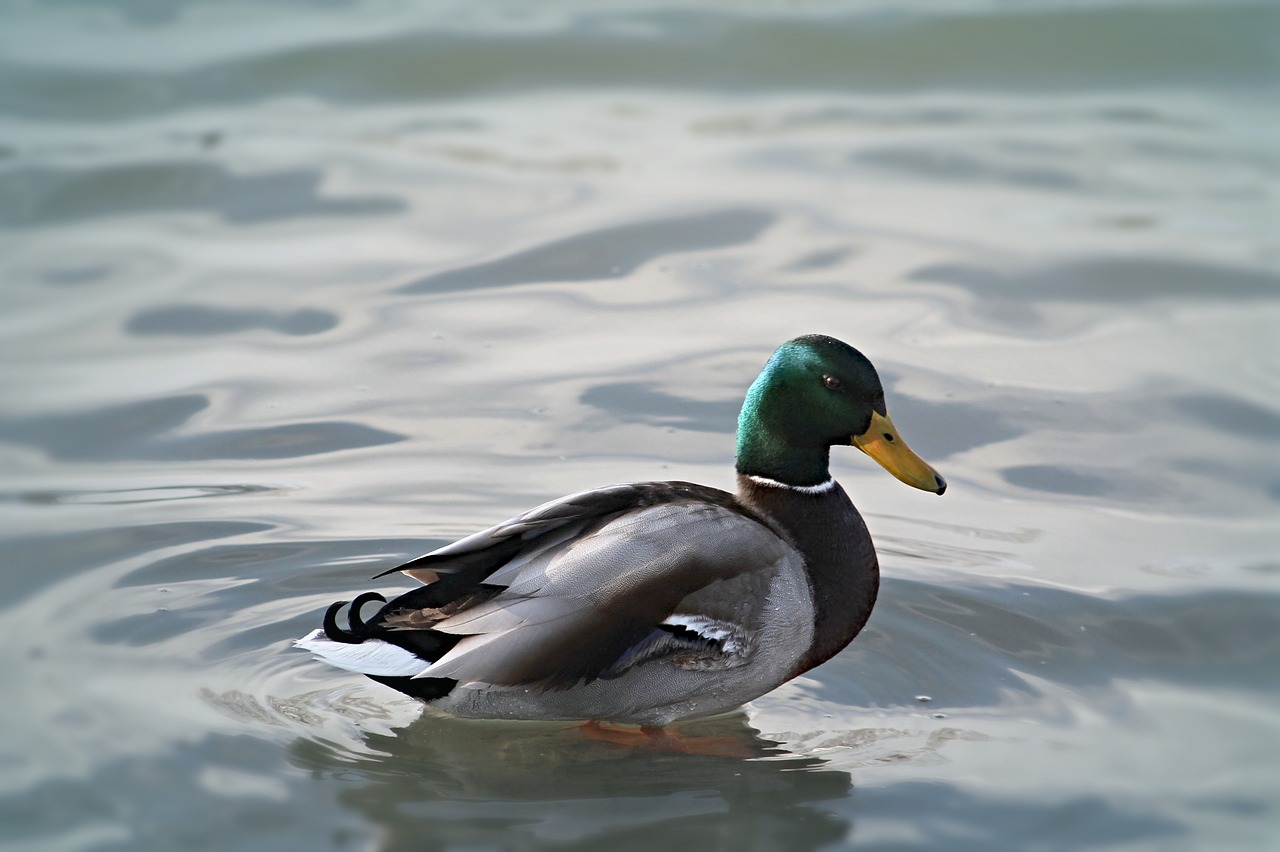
(296, 334), (945, 727)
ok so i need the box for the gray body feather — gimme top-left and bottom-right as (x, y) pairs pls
(299, 482), (833, 725)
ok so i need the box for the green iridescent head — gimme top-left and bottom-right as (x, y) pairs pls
(736, 334), (945, 493)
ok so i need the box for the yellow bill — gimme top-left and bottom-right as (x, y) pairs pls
(852, 411), (946, 494)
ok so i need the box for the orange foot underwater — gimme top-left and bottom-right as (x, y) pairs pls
(578, 720), (759, 758)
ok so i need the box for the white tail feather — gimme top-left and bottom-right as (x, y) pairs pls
(294, 628), (428, 677)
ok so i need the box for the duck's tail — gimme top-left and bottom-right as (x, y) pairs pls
(293, 593), (426, 677)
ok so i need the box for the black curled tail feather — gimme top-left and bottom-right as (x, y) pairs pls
(322, 592), (387, 644)
(316, 588), (464, 703)
(321, 601), (358, 643)
(321, 588), (463, 664)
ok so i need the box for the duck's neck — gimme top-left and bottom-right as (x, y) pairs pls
(736, 474), (879, 676)
(735, 440), (832, 489)
(735, 377), (834, 489)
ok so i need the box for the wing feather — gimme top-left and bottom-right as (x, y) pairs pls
(398, 500), (793, 688)
(348, 482), (797, 691)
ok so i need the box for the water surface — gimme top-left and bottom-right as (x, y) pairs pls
(2, 1), (1278, 850)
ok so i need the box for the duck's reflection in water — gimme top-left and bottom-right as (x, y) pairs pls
(289, 711), (853, 851)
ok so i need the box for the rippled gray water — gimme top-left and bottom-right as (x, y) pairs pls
(2, 1), (1278, 850)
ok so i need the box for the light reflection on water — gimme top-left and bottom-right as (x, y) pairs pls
(2, 1), (1278, 850)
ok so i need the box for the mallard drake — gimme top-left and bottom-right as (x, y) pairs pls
(296, 334), (945, 726)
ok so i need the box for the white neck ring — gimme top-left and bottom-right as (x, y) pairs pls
(745, 474), (836, 495)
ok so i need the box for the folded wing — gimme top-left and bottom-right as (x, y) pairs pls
(303, 482), (798, 692)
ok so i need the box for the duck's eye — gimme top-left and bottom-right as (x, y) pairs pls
(823, 375), (843, 391)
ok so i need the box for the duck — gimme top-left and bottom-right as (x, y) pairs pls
(295, 334), (945, 727)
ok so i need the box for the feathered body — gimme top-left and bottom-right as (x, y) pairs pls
(297, 335), (944, 725)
